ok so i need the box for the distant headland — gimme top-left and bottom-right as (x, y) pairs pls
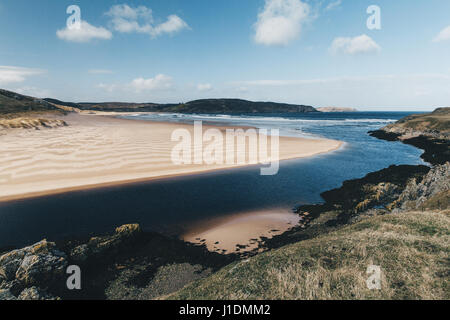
(316, 107), (358, 112)
(44, 97), (318, 114)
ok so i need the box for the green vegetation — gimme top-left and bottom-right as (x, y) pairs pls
(0, 89), (67, 131)
(169, 210), (449, 300)
(160, 99), (317, 114)
(390, 107), (450, 134)
(45, 98), (317, 114)
(0, 89), (61, 117)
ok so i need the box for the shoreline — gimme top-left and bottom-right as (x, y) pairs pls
(0, 112), (343, 203)
(182, 209), (302, 254)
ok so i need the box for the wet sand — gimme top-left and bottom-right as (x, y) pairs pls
(183, 210), (302, 253)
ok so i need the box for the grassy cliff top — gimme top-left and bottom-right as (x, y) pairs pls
(387, 107), (450, 134)
(169, 210), (449, 300)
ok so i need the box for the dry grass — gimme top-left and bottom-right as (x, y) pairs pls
(169, 210), (449, 300)
(0, 117), (67, 131)
(388, 108), (450, 134)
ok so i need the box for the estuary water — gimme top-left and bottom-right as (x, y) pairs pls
(0, 112), (425, 247)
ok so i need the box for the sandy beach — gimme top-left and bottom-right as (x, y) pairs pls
(0, 113), (342, 202)
(183, 209), (302, 253)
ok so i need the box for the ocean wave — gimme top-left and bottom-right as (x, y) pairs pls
(130, 113), (396, 125)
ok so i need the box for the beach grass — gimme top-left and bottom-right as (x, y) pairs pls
(0, 116), (67, 130)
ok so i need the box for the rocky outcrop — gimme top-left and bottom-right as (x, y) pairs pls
(69, 224), (142, 264)
(17, 287), (59, 300)
(375, 107), (449, 139)
(319, 165), (430, 214)
(369, 107), (450, 165)
(16, 250), (67, 287)
(0, 240), (67, 300)
(0, 248), (27, 281)
(0, 224), (145, 300)
(367, 109), (449, 211)
(0, 239), (67, 285)
(0, 289), (17, 300)
(391, 162), (450, 211)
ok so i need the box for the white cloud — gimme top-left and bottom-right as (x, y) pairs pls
(129, 74), (173, 92)
(106, 4), (152, 21)
(433, 25), (450, 42)
(97, 83), (117, 92)
(254, 0), (310, 46)
(152, 15), (189, 37)
(197, 83), (212, 91)
(106, 4), (189, 38)
(330, 34), (380, 55)
(89, 69), (114, 74)
(325, 0), (342, 11)
(0, 66), (45, 85)
(57, 21), (112, 43)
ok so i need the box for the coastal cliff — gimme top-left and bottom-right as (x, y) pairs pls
(369, 107), (450, 165)
(372, 107), (449, 139)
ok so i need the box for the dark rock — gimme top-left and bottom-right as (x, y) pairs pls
(369, 108), (450, 165)
(18, 286), (60, 300)
(0, 239), (68, 288)
(393, 162), (450, 211)
(15, 250), (67, 287)
(369, 130), (401, 141)
(0, 249), (27, 281)
(70, 224), (142, 264)
(0, 279), (25, 296)
(402, 136), (450, 165)
(319, 165), (430, 214)
(0, 289), (16, 300)
(0, 239), (66, 282)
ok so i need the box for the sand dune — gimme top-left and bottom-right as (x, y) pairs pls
(0, 113), (342, 201)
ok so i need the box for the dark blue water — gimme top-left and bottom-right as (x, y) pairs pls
(0, 112), (425, 247)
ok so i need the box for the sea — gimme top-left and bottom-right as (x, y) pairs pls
(0, 112), (426, 247)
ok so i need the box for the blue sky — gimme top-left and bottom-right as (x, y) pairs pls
(0, 0), (449, 110)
